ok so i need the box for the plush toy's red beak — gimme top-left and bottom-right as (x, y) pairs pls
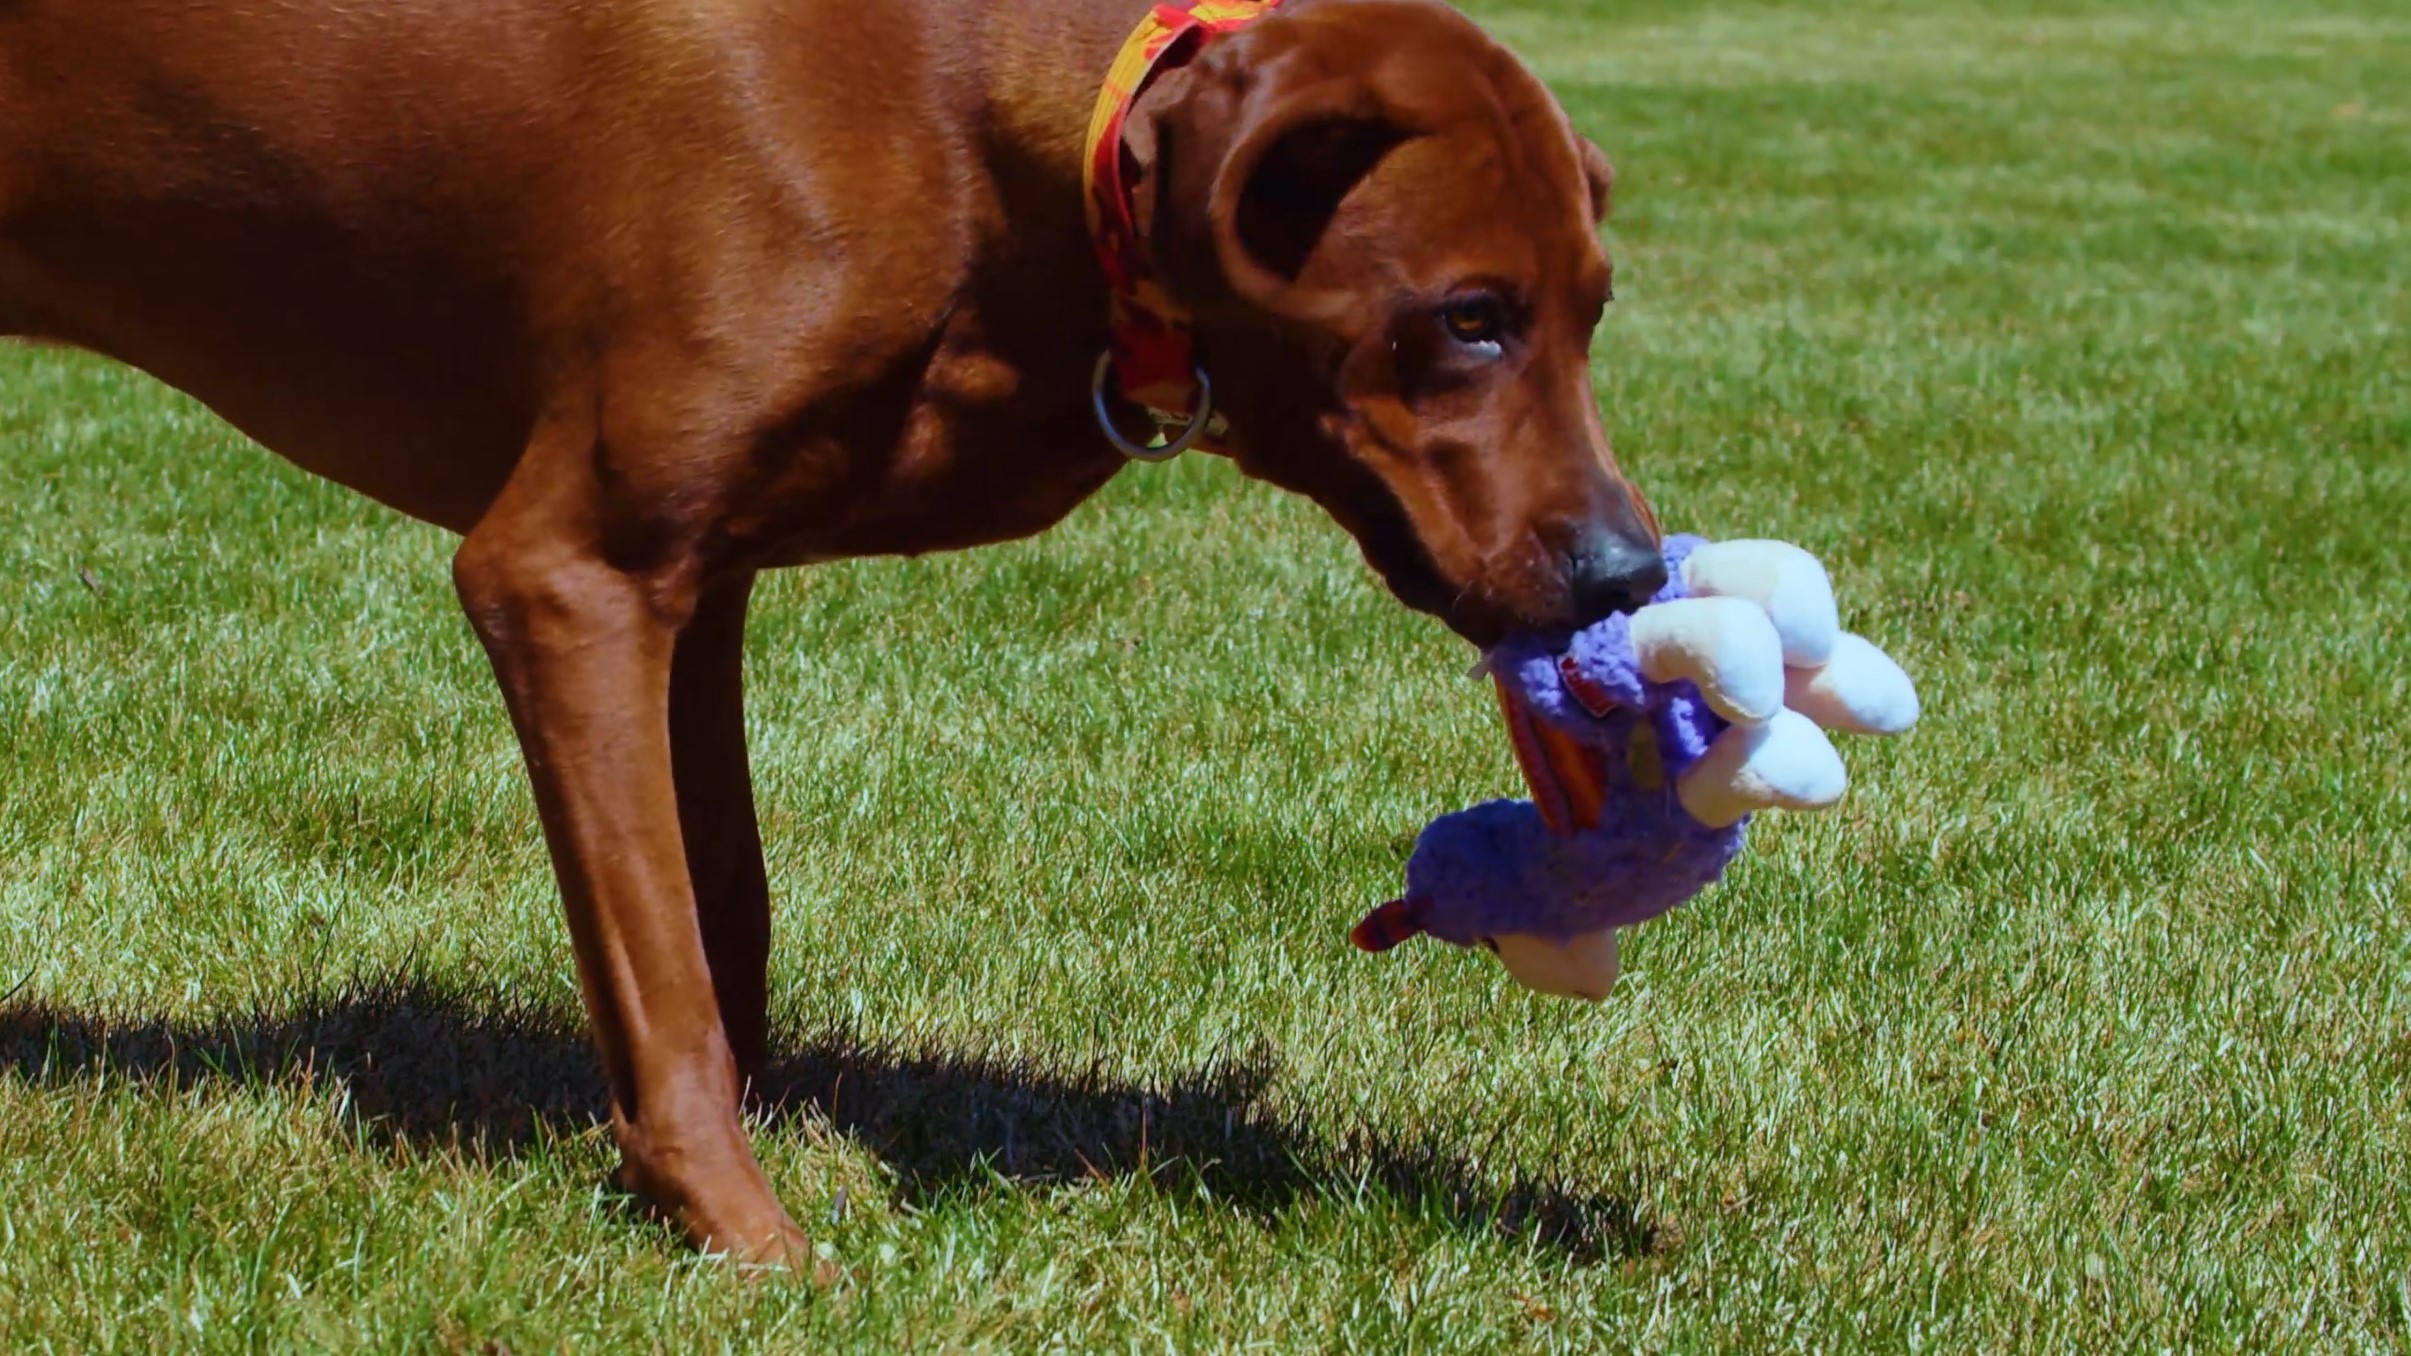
(1350, 895), (1427, 952)
(1493, 676), (1612, 834)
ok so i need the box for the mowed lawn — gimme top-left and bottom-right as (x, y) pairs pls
(3, 0), (2406, 1347)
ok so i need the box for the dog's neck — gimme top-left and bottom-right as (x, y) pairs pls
(958, 0), (1246, 449)
(972, 0), (1164, 213)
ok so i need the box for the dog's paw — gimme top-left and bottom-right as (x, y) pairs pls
(611, 1152), (817, 1274)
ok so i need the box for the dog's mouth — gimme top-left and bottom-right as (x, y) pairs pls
(1356, 524), (1526, 648)
(1346, 485), (1622, 648)
(1381, 554), (1563, 651)
(1383, 558), (1557, 651)
(1356, 525), (1469, 631)
(1385, 556), (1461, 625)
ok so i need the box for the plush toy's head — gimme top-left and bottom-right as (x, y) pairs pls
(1353, 535), (1919, 1000)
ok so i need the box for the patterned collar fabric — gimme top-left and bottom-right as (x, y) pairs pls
(1082, 0), (1285, 432)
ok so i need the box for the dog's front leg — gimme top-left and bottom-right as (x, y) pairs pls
(452, 473), (805, 1265)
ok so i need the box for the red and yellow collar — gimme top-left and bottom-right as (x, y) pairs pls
(1082, 0), (1284, 457)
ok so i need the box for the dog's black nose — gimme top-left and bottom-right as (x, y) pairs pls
(1567, 530), (1667, 626)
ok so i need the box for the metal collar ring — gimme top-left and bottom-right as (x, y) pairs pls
(1091, 352), (1214, 462)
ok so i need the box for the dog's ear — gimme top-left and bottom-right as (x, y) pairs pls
(1577, 135), (1614, 222)
(1204, 83), (1412, 310)
(1129, 32), (1415, 323)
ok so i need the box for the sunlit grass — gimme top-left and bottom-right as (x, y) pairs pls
(2, 0), (2407, 1347)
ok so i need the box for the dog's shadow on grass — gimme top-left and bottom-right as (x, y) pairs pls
(0, 978), (1652, 1263)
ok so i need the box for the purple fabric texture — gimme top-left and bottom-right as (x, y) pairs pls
(1402, 534), (1750, 945)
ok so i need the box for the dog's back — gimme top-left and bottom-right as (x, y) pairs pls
(0, 0), (989, 529)
(0, 0), (579, 520)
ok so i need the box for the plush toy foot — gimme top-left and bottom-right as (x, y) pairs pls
(1677, 707), (1848, 828)
(1630, 596), (1787, 722)
(1677, 539), (1839, 666)
(1783, 631), (1920, 734)
(1491, 929), (1619, 1001)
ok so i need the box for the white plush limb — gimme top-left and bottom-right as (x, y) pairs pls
(1680, 539), (1840, 668)
(1784, 631), (1922, 735)
(1677, 709), (1847, 827)
(1491, 928), (1620, 1002)
(1629, 597), (1786, 723)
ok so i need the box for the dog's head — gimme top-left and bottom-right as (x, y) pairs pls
(1127, 0), (1659, 645)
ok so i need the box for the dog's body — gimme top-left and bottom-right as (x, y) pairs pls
(2, 0), (1659, 1260)
(1, 0), (1135, 548)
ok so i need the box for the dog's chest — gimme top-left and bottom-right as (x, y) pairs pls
(753, 305), (1123, 564)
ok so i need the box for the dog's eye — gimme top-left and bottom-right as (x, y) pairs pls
(1438, 296), (1507, 354)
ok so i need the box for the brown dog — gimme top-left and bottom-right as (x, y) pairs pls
(0, 0), (1660, 1261)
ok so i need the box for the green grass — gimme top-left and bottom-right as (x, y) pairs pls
(3, 0), (2407, 1347)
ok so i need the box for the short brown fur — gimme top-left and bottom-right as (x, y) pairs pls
(0, 0), (1656, 1260)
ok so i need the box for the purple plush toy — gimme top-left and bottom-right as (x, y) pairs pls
(1352, 534), (1920, 1000)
